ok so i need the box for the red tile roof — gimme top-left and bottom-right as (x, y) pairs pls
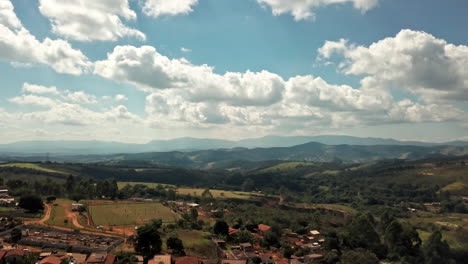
(6, 249), (25, 257)
(174, 256), (201, 264)
(228, 228), (240, 236)
(258, 224), (271, 233)
(104, 254), (116, 264)
(40, 256), (63, 264)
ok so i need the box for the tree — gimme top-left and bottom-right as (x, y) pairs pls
(242, 178), (255, 192)
(190, 207), (198, 221)
(384, 220), (422, 262)
(135, 219), (163, 260)
(234, 230), (254, 243)
(166, 236), (185, 255)
(345, 213), (384, 258)
(213, 220), (229, 237)
(340, 248), (379, 264)
(18, 194), (44, 213)
(10, 227), (22, 243)
(422, 231), (455, 264)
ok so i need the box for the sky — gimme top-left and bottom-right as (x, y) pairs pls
(0, 0), (467, 143)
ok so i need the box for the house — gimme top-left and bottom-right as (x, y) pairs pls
(67, 253), (88, 264)
(40, 255), (64, 264)
(239, 243), (253, 252)
(303, 254), (323, 263)
(0, 189), (9, 197)
(309, 230), (320, 236)
(221, 260), (247, 264)
(148, 255), (172, 264)
(71, 204), (84, 211)
(212, 238), (226, 248)
(257, 224), (271, 234)
(5, 249), (27, 264)
(85, 253), (115, 264)
(174, 256), (202, 264)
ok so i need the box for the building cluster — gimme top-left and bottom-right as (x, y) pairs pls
(0, 249), (115, 264)
(215, 224), (325, 264)
(1, 226), (123, 254)
(0, 189), (15, 207)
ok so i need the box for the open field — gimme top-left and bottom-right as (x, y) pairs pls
(403, 212), (468, 251)
(176, 230), (218, 259)
(177, 188), (263, 200)
(117, 182), (175, 189)
(293, 203), (358, 214)
(89, 202), (179, 226)
(260, 162), (317, 172)
(0, 163), (66, 174)
(45, 199), (74, 228)
(117, 181), (269, 200)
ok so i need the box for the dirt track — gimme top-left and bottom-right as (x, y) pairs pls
(24, 203), (51, 225)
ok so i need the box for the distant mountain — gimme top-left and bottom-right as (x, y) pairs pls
(6, 141), (465, 169)
(0, 135), (466, 155)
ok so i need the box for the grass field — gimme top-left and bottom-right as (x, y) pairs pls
(117, 182), (267, 200)
(0, 163), (65, 174)
(442, 181), (468, 196)
(89, 202), (179, 226)
(117, 182), (175, 189)
(260, 161), (317, 172)
(46, 199), (74, 228)
(176, 230), (218, 259)
(403, 212), (468, 251)
(293, 203), (358, 214)
(177, 188), (261, 200)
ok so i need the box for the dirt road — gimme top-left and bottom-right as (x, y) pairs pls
(24, 203), (51, 225)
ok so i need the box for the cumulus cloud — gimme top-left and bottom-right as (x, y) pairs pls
(8, 83), (142, 127)
(257, 0), (379, 21)
(0, 0), (90, 75)
(94, 45), (285, 106)
(115, 94), (128, 102)
(22, 83), (60, 95)
(318, 29), (468, 102)
(94, 41), (466, 131)
(38, 0), (145, 42)
(143, 0), (199, 17)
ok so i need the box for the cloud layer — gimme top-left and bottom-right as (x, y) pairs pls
(38, 0), (145, 41)
(257, 0), (379, 20)
(0, 0), (90, 75)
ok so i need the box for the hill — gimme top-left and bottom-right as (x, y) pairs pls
(0, 135), (467, 155)
(17, 141), (466, 169)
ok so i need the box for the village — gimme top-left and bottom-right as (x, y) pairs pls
(0, 187), (329, 264)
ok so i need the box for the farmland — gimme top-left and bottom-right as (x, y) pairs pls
(117, 181), (267, 200)
(88, 202), (179, 226)
(117, 181), (175, 189)
(176, 188), (263, 200)
(45, 199), (74, 229)
(0, 162), (65, 174)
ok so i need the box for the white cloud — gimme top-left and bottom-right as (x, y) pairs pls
(318, 29), (468, 102)
(257, 0), (379, 21)
(115, 94), (128, 102)
(0, 0), (91, 75)
(143, 0), (199, 17)
(94, 45), (285, 106)
(65, 91), (98, 104)
(8, 83), (142, 128)
(38, 0), (145, 42)
(94, 42), (466, 132)
(22, 83), (60, 95)
(180, 47), (191, 53)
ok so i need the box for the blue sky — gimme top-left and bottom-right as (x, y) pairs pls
(0, 0), (467, 143)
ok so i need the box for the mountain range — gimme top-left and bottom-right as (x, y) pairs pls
(1, 135), (467, 155)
